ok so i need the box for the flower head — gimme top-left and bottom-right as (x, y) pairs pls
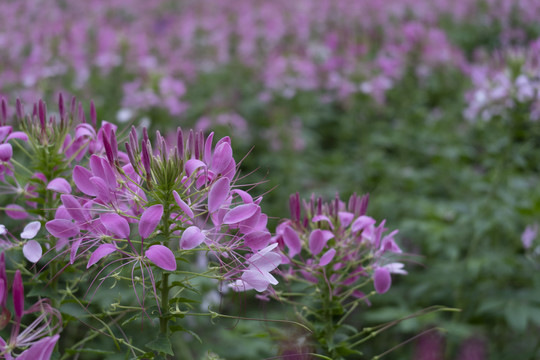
(275, 192), (407, 301)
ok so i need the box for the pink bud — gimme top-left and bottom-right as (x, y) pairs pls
(0, 98), (6, 126)
(58, 93), (65, 121)
(16, 99), (24, 120)
(12, 270), (24, 319)
(176, 127), (184, 159)
(0, 143), (13, 162)
(90, 101), (97, 127)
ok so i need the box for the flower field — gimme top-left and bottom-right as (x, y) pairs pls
(0, 0), (540, 359)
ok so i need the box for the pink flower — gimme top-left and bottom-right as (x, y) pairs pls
(275, 192), (406, 301)
(0, 266), (61, 360)
(522, 224), (538, 249)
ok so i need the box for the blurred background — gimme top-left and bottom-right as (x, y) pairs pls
(1, 0), (540, 358)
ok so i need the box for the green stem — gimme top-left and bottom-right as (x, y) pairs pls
(160, 272), (170, 334)
(318, 289), (339, 358)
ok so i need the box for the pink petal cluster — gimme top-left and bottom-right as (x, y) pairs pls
(41, 105), (279, 294)
(0, 253), (62, 359)
(1, 0), (535, 116)
(464, 39), (540, 122)
(0, 99), (28, 182)
(275, 193), (407, 300)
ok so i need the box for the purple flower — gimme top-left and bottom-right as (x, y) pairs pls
(522, 224), (538, 249)
(0, 264), (61, 360)
(275, 192), (406, 302)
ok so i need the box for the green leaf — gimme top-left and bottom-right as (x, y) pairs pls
(27, 284), (57, 298)
(336, 343), (363, 357)
(171, 281), (200, 294)
(146, 333), (174, 356)
(169, 297), (199, 305)
(59, 302), (86, 319)
(505, 301), (528, 331)
(170, 325), (203, 344)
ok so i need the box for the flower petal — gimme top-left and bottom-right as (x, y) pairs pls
(60, 195), (88, 223)
(223, 204), (259, 225)
(338, 211), (354, 228)
(17, 334), (60, 360)
(146, 245), (177, 271)
(139, 204), (163, 238)
(211, 142), (233, 174)
(241, 267), (278, 292)
(283, 226), (302, 258)
(6, 131), (28, 142)
(248, 250), (282, 272)
(185, 159), (206, 177)
(23, 240), (42, 263)
(45, 219), (80, 238)
(173, 190), (194, 219)
(90, 176), (111, 203)
(100, 213), (130, 238)
(208, 177), (230, 213)
(87, 244), (117, 268)
(309, 229), (328, 256)
(351, 215), (376, 233)
(312, 214), (334, 229)
(73, 166), (97, 196)
(5, 204), (27, 220)
(319, 248), (336, 266)
(180, 226), (205, 250)
(46, 177), (72, 194)
(244, 230), (271, 251)
(374, 267), (392, 294)
(21, 221), (41, 239)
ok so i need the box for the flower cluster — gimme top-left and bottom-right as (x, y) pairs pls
(464, 39), (540, 122)
(0, 94), (284, 358)
(275, 193), (406, 300)
(0, 254), (62, 359)
(41, 110), (279, 299)
(2, 0), (536, 116)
